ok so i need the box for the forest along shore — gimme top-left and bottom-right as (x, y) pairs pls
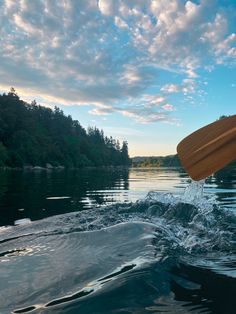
(0, 90), (130, 169)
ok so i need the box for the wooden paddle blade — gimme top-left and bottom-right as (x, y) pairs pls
(177, 115), (236, 180)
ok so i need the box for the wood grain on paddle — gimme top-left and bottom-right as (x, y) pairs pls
(177, 115), (236, 180)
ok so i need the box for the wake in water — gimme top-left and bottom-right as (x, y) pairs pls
(0, 180), (235, 313)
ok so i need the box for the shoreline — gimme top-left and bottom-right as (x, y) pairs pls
(0, 165), (131, 171)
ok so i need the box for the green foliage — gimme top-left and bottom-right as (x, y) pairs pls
(218, 115), (230, 120)
(0, 142), (8, 166)
(132, 155), (181, 167)
(0, 91), (130, 168)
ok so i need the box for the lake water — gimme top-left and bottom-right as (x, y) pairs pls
(0, 167), (235, 313)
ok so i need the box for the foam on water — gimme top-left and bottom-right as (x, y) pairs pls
(1, 179), (235, 255)
(0, 180), (235, 313)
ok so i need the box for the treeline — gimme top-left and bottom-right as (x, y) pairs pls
(0, 89), (131, 168)
(132, 155), (181, 167)
(132, 155), (235, 171)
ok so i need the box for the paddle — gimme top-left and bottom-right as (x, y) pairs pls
(177, 115), (236, 181)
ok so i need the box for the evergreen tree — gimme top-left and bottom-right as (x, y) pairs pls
(0, 91), (131, 168)
(121, 141), (131, 165)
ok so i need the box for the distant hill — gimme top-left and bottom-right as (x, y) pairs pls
(132, 155), (236, 175)
(0, 90), (131, 168)
(132, 155), (181, 167)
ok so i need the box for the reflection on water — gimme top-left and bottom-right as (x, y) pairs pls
(0, 166), (235, 226)
(0, 166), (235, 314)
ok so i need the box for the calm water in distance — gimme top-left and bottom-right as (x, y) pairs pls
(0, 167), (235, 226)
(0, 167), (236, 314)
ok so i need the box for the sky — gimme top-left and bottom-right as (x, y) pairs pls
(0, 0), (235, 157)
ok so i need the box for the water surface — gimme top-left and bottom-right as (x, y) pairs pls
(1, 167), (235, 226)
(0, 167), (235, 313)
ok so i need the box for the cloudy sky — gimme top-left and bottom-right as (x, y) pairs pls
(0, 0), (235, 156)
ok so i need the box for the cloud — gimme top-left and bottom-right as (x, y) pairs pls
(161, 84), (180, 93)
(89, 107), (113, 116)
(161, 78), (198, 95)
(201, 14), (236, 64)
(114, 16), (128, 29)
(0, 0), (236, 124)
(98, 0), (117, 15)
(87, 92), (177, 124)
(120, 64), (142, 84)
(162, 104), (175, 111)
(14, 14), (40, 35)
(120, 108), (175, 124)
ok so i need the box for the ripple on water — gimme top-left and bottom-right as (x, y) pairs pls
(0, 184), (235, 313)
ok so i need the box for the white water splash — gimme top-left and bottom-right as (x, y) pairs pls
(146, 179), (216, 211)
(145, 191), (179, 205)
(182, 179), (205, 204)
(181, 179), (219, 213)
